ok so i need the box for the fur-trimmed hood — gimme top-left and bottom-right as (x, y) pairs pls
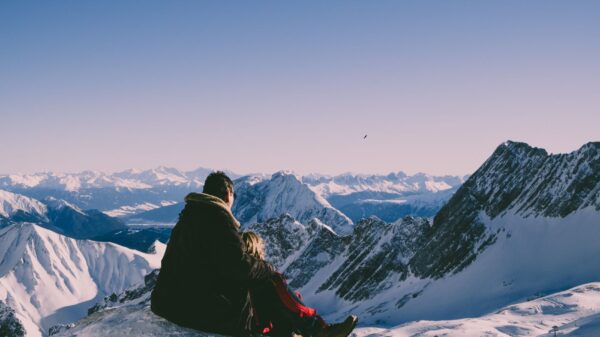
(184, 192), (240, 229)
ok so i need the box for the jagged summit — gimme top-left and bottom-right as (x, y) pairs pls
(496, 140), (600, 159)
(234, 172), (354, 234)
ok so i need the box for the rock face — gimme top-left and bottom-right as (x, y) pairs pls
(317, 216), (429, 302)
(246, 214), (430, 303)
(233, 172), (354, 234)
(0, 300), (25, 337)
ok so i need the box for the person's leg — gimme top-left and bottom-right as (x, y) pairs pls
(269, 274), (327, 336)
(250, 278), (295, 336)
(251, 273), (341, 337)
(267, 274), (359, 337)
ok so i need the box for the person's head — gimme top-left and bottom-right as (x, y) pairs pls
(241, 231), (265, 259)
(203, 171), (235, 209)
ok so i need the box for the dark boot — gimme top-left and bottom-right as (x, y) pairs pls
(315, 315), (358, 337)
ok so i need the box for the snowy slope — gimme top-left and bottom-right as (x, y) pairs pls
(0, 223), (165, 337)
(0, 190), (48, 220)
(234, 171), (354, 234)
(353, 281), (600, 337)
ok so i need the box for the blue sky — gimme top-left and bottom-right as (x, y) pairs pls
(1, 1), (599, 175)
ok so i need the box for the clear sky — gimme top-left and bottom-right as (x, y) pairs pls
(1, 1), (598, 176)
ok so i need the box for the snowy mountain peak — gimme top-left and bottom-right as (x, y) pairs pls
(233, 173), (354, 234)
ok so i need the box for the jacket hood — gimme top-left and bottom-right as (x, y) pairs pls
(184, 192), (241, 229)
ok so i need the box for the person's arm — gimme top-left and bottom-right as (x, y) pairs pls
(212, 213), (275, 284)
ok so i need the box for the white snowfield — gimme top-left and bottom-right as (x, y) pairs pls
(0, 223), (165, 337)
(353, 282), (600, 337)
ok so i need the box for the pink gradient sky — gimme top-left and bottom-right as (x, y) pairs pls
(1, 1), (598, 176)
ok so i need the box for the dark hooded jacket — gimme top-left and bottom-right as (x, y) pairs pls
(151, 192), (274, 336)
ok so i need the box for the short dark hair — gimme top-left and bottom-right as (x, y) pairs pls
(203, 171), (234, 201)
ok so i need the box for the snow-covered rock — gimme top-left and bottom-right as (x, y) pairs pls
(0, 190), (48, 221)
(0, 299), (25, 337)
(0, 223), (165, 337)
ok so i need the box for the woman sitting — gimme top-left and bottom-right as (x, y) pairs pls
(241, 231), (357, 337)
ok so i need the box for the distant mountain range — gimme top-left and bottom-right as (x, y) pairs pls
(0, 167), (236, 191)
(1, 167), (465, 225)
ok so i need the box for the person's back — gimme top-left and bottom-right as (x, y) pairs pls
(151, 172), (274, 336)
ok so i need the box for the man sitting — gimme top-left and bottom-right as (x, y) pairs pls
(151, 171), (357, 337)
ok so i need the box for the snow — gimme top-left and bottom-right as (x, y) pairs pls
(353, 282), (600, 337)
(0, 223), (165, 337)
